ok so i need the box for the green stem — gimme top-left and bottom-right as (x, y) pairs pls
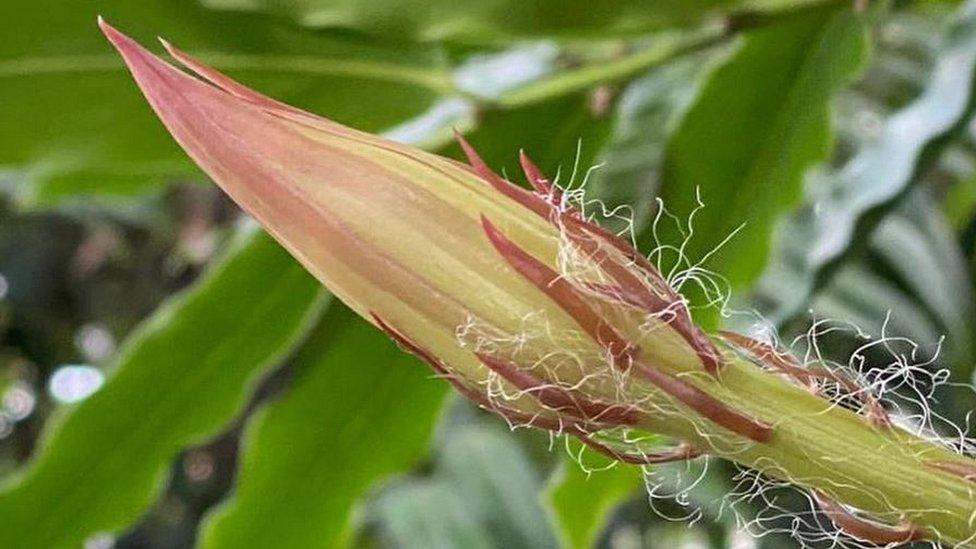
(494, 31), (726, 108)
(636, 347), (976, 546)
(485, 0), (848, 109)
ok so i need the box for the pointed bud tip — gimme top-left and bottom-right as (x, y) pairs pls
(97, 16), (126, 47)
(97, 17), (152, 66)
(157, 36), (182, 60)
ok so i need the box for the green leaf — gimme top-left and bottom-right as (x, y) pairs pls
(372, 480), (495, 549)
(807, 189), (975, 378)
(0, 0), (448, 204)
(0, 227), (327, 549)
(198, 303), (448, 549)
(943, 172), (976, 231)
(437, 425), (559, 549)
(758, 0), (976, 324)
(811, 265), (945, 353)
(544, 447), (641, 549)
(769, 193), (970, 352)
(583, 53), (713, 235)
(651, 7), (869, 310)
(495, 32), (720, 109)
(369, 422), (558, 549)
(774, 189), (976, 422)
(199, 0), (831, 44)
(442, 93), (615, 189)
(870, 191), (976, 368)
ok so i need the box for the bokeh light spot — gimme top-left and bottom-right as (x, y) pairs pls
(2, 382), (36, 421)
(75, 324), (116, 363)
(48, 365), (105, 404)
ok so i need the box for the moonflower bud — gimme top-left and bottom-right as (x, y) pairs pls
(101, 20), (976, 545)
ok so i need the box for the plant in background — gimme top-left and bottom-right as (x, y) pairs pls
(100, 19), (976, 548)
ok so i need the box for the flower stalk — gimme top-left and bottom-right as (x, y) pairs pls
(101, 19), (976, 546)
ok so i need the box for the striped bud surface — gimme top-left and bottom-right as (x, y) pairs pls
(102, 20), (976, 546)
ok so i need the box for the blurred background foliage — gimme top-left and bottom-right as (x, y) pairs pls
(1, 0), (976, 547)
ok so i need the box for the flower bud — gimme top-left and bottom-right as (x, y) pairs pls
(101, 22), (976, 545)
(101, 20), (769, 461)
